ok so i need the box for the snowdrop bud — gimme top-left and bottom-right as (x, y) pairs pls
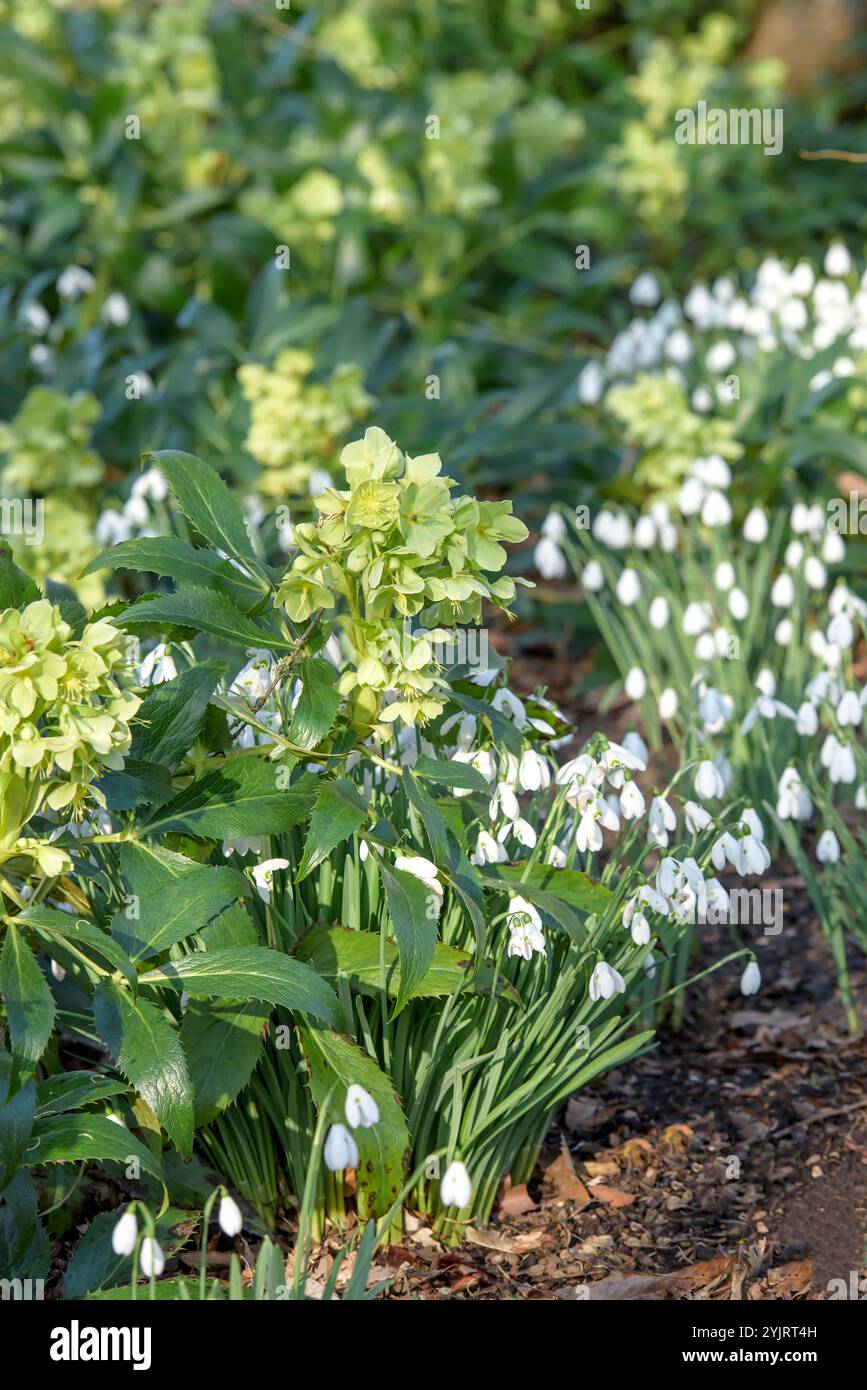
(683, 602), (711, 636)
(630, 912), (651, 946)
(822, 531), (845, 565)
(547, 845), (567, 868)
(827, 612), (854, 648)
(324, 1123), (359, 1171)
(112, 1210), (138, 1256)
(695, 633), (716, 662)
(440, 1161), (472, 1209)
(816, 829), (841, 864)
(856, 785), (867, 811)
(714, 561), (735, 592)
(649, 595), (670, 629)
(804, 556), (827, 590)
(633, 516), (657, 549)
(359, 838), (369, 862)
(624, 666), (647, 701)
(679, 477), (705, 517)
(345, 1083), (380, 1129)
(582, 560), (604, 592)
(796, 701), (818, 736)
(617, 568), (642, 606)
(771, 573), (795, 608)
(578, 360), (605, 405)
(658, 687), (678, 720)
(774, 619), (794, 646)
(620, 780), (646, 820)
(756, 669), (776, 698)
(50, 959), (66, 982)
(825, 242), (852, 277)
(534, 537), (567, 580)
(139, 1237), (165, 1277)
(701, 490), (732, 528)
(630, 272), (661, 306)
(589, 960), (627, 1001)
(784, 541), (804, 570)
(692, 386), (713, 413)
(728, 588), (749, 621)
(740, 960), (761, 996)
(837, 690), (863, 727)
(695, 760), (725, 800)
(684, 800), (712, 834)
(742, 508), (769, 543)
(707, 341), (736, 373)
(218, 1194), (243, 1237)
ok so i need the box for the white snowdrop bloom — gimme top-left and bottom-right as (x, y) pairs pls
(123, 494), (150, 528)
(796, 701), (819, 736)
(837, 690), (863, 727)
(222, 836), (263, 859)
(770, 573), (795, 608)
(22, 300), (50, 333)
(658, 686), (679, 720)
(325, 1123), (359, 1171)
(30, 343), (52, 368)
(683, 601), (712, 636)
(138, 643), (177, 687)
(633, 515), (657, 549)
(665, 329), (692, 363)
(489, 780), (520, 823)
(684, 800), (712, 834)
(804, 556), (827, 589)
(394, 855), (443, 901)
(440, 1161), (472, 1209)
(507, 913), (546, 960)
(728, 588), (749, 621)
(600, 739), (646, 788)
(131, 467), (168, 502)
(518, 749), (551, 792)
(492, 687), (527, 726)
(139, 1238), (165, 1278)
(756, 669), (776, 698)
(57, 265), (95, 299)
(857, 785), (867, 811)
(830, 583), (867, 619)
(714, 561), (735, 592)
(556, 752), (604, 791)
(734, 833), (771, 876)
(742, 507), (769, 543)
(695, 760), (725, 800)
(825, 242), (852, 277)
(345, 1083), (380, 1129)
(777, 766), (813, 821)
(790, 503), (812, 536)
(699, 687), (733, 733)
(740, 960), (761, 997)
(624, 884), (670, 931)
(790, 262), (815, 296)
(541, 511), (567, 543)
(102, 292), (131, 326)
(616, 568), (642, 606)
(619, 780), (646, 820)
(218, 1195), (243, 1237)
(441, 710), (477, 749)
(534, 536), (567, 580)
(578, 360), (605, 404)
(649, 595), (670, 630)
(822, 531), (846, 565)
(779, 297), (808, 332)
(692, 386), (713, 413)
(505, 895), (543, 936)
(711, 832), (739, 872)
(581, 559), (604, 592)
(592, 509), (632, 549)
(706, 341), (736, 374)
(630, 272), (661, 306)
(589, 960), (626, 1001)
(112, 1210), (138, 1257)
(810, 369), (833, 392)
(500, 817), (537, 850)
(827, 612), (855, 648)
(252, 857), (289, 904)
(816, 829), (841, 865)
(694, 633), (716, 662)
(574, 787), (620, 853)
(624, 666), (647, 701)
(358, 839), (369, 862)
(622, 730), (649, 764)
(740, 808), (765, 842)
(809, 630), (829, 662)
(647, 795), (676, 848)
(834, 356), (856, 378)
(678, 476), (705, 517)
(471, 830), (507, 866)
(50, 959), (66, 982)
(775, 619), (794, 646)
(806, 670), (841, 703)
(471, 748), (497, 784)
(659, 522), (679, 552)
(684, 283), (714, 326)
(95, 509), (133, 548)
(821, 734), (856, 784)
(629, 911), (651, 946)
(547, 844), (567, 868)
(784, 540), (804, 570)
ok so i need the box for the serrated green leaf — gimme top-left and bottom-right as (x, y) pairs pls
(93, 983), (195, 1157)
(181, 999), (268, 1126)
(119, 587), (292, 652)
(297, 777), (368, 880)
(0, 926), (55, 1093)
(110, 863), (249, 963)
(412, 755), (491, 794)
(146, 762), (319, 839)
(139, 946), (340, 1028)
(0, 1056), (35, 1192)
(17, 908), (137, 991)
(82, 537), (263, 611)
(131, 662), (225, 771)
(378, 861), (437, 1015)
(29, 1111), (162, 1182)
(287, 658), (341, 751)
(35, 1072), (128, 1118)
(148, 450), (260, 570)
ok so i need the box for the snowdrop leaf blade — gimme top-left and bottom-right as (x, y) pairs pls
(378, 862), (438, 1015)
(93, 982), (195, 1158)
(0, 925), (55, 1095)
(131, 661), (225, 771)
(138, 946), (342, 1029)
(297, 777), (369, 880)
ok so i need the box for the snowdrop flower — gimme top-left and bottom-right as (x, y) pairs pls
(345, 1084), (380, 1129)
(325, 1124), (359, 1171)
(489, 780), (520, 823)
(647, 795), (676, 848)
(706, 341), (736, 374)
(740, 960), (761, 997)
(599, 739), (646, 787)
(684, 800), (712, 834)
(630, 272), (661, 306)
(593, 510), (632, 549)
(777, 766), (813, 821)
(648, 595), (669, 629)
(492, 687), (527, 727)
(57, 265), (95, 299)
(499, 816), (537, 850)
(827, 612), (855, 649)
(822, 531), (845, 565)
(582, 560), (604, 592)
(535, 535), (567, 580)
(729, 588), (750, 621)
(743, 507), (769, 543)
(619, 780), (646, 820)
(624, 666), (647, 701)
(578, 360), (605, 405)
(102, 292), (131, 326)
(139, 1238), (165, 1277)
(785, 540), (805, 569)
(471, 830), (507, 866)
(714, 561), (735, 592)
(695, 633), (716, 662)
(112, 1210), (138, 1256)
(556, 752), (603, 792)
(683, 602), (711, 636)
(821, 734), (856, 784)
(22, 301), (50, 333)
(547, 844), (567, 868)
(795, 701), (818, 736)
(440, 1161), (472, 1209)
(816, 829), (841, 864)
(616, 568), (642, 606)
(574, 787), (620, 852)
(665, 329), (692, 363)
(589, 960), (626, 1001)
(218, 1194), (243, 1237)
(679, 476), (705, 517)
(735, 832), (772, 876)
(825, 243), (852, 277)
(131, 467), (168, 502)
(633, 515), (657, 549)
(252, 858), (289, 904)
(123, 494), (150, 529)
(775, 619), (794, 646)
(857, 785), (867, 811)
(507, 910), (546, 959)
(622, 730), (649, 764)
(701, 490), (732, 528)
(695, 760), (725, 800)
(50, 959), (66, 982)
(770, 573), (795, 608)
(658, 687), (678, 720)
(94, 510), (132, 548)
(692, 386), (713, 413)
(518, 749), (551, 792)
(804, 556), (827, 590)
(837, 690), (862, 727)
(629, 911), (651, 945)
(394, 855), (443, 903)
(623, 884), (670, 932)
(138, 643), (177, 686)
(698, 687), (733, 733)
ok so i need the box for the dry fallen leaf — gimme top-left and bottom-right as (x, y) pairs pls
(496, 1175), (538, 1216)
(590, 1184), (635, 1208)
(465, 1227), (545, 1255)
(764, 1260), (813, 1298)
(544, 1144), (592, 1206)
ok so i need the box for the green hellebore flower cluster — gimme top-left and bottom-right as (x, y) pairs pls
(0, 387), (103, 494)
(276, 427), (529, 730)
(0, 601), (140, 872)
